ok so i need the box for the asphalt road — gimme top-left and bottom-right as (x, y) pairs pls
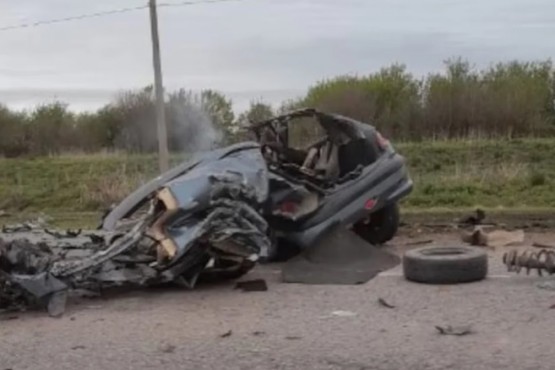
(2, 232), (555, 370)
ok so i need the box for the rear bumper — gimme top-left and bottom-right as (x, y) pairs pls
(285, 160), (413, 249)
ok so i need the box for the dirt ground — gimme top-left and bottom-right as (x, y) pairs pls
(2, 231), (555, 370)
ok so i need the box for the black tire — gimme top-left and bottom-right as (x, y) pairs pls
(354, 203), (399, 245)
(403, 246), (488, 284)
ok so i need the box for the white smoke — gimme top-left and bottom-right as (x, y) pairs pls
(167, 94), (223, 154)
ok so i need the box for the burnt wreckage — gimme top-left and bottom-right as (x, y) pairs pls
(0, 109), (412, 314)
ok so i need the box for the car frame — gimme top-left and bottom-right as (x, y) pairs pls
(249, 108), (413, 249)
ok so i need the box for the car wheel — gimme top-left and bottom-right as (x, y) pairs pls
(403, 246), (488, 284)
(354, 203), (399, 245)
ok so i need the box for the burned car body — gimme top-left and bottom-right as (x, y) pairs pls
(0, 109), (412, 314)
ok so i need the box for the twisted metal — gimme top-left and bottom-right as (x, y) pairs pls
(503, 249), (555, 276)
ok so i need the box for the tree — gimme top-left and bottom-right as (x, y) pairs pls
(0, 104), (28, 157)
(237, 101), (274, 125)
(28, 102), (76, 155)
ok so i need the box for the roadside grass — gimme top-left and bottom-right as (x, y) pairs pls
(1, 138), (555, 228)
(397, 138), (555, 209)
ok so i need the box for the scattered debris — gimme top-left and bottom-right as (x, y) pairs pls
(532, 242), (555, 250)
(0, 315), (19, 321)
(87, 234), (105, 244)
(377, 297), (395, 309)
(71, 345), (86, 350)
(422, 223), (458, 229)
(285, 336), (302, 340)
(404, 239), (433, 246)
(45, 229), (82, 238)
(435, 325), (473, 336)
(234, 279), (268, 292)
(159, 344), (176, 353)
(460, 209), (486, 225)
(549, 303), (555, 309)
(73, 289), (101, 299)
(331, 310), (357, 317)
(252, 331), (266, 336)
(220, 330), (233, 338)
(504, 249), (555, 276)
(0, 210), (9, 218)
(536, 281), (555, 291)
(462, 227), (524, 248)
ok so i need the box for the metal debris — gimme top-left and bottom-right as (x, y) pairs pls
(330, 310), (357, 317)
(462, 227), (524, 248)
(220, 330), (233, 338)
(503, 249), (555, 276)
(536, 281), (555, 291)
(377, 297), (395, 309)
(0, 147), (271, 315)
(45, 229), (82, 238)
(234, 279), (268, 292)
(159, 344), (176, 353)
(460, 209), (486, 225)
(404, 239), (433, 246)
(532, 242), (555, 250)
(435, 325), (473, 336)
(285, 336), (302, 340)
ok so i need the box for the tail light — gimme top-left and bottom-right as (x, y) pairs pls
(364, 198), (377, 210)
(375, 131), (389, 151)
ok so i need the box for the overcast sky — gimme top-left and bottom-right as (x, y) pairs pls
(0, 0), (554, 112)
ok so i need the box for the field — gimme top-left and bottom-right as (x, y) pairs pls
(1, 138), (555, 226)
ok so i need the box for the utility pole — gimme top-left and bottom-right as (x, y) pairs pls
(149, 0), (169, 173)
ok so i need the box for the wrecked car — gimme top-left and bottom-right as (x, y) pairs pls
(0, 108), (412, 314)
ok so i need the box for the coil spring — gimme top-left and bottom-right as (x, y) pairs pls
(502, 249), (555, 276)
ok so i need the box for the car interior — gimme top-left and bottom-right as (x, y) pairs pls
(252, 111), (383, 221)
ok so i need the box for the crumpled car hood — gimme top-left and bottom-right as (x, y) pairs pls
(0, 142), (272, 316)
(101, 141), (263, 230)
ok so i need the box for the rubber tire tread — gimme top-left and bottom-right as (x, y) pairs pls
(403, 246), (487, 284)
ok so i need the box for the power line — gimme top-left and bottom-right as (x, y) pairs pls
(0, 0), (248, 32)
(0, 5), (148, 31)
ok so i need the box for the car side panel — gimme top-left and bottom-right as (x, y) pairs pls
(283, 155), (412, 248)
(296, 151), (407, 229)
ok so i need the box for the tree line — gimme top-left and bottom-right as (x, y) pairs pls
(1, 58), (554, 157)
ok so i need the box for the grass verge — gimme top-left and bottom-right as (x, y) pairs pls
(1, 138), (555, 221)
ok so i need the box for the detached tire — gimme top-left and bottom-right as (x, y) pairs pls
(403, 246), (487, 284)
